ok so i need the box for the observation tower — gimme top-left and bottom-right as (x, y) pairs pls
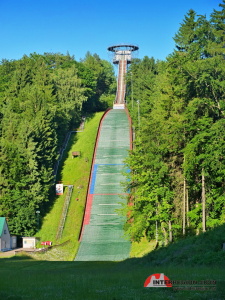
(108, 44), (138, 109)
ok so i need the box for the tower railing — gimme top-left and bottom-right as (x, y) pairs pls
(108, 44), (138, 107)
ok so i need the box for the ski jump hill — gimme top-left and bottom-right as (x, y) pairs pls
(75, 108), (132, 261)
(75, 44), (138, 261)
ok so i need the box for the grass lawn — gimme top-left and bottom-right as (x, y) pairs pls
(32, 112), (104, 261)
(1, 223), (225, 299)
(130, 237), (157, 258)
(0, 255), (224, 300)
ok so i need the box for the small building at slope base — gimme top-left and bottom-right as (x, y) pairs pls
(0, 217), (11, 251)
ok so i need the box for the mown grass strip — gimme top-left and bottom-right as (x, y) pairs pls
(32, 112), (104, 261)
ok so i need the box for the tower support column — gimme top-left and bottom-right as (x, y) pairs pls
(108, 44), (139, 108)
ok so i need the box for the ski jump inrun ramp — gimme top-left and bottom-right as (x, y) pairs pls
(75, 109), (132, 261)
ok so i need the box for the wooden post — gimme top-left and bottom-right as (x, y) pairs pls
(161, 222), (168, 245)
(169, 220), (172, 242)
(183, 177), (186, 235)
(202, 167), (206, 232)
(186, 187), (189, 227)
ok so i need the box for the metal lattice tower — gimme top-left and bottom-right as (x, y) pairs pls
(108, 44), (139, 108)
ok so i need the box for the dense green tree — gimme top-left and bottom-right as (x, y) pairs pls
(0, 51), (113, 235)
(123, 1), (225, 243)
(81, 52), (116, 111)
(173, 9), (197, 53)
(209, 0), (225, 56)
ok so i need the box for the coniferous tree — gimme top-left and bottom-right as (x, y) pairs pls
(0, 52), (112, 235)
(123, 1), (225, 242)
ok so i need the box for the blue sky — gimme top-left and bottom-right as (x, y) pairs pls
(0, 0), (222, 62)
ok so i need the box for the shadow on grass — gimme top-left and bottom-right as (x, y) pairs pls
(7, 223), (225, 267)
(120, 223), (225, 268)
(1, 254), (34, 261)
(1, 225), (225, 300)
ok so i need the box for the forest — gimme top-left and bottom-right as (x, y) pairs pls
(0, 0), (225, 244)
(0, 52), (116, 235)
(124, 1), (225, 244)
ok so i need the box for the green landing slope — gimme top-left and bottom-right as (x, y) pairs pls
(75, 109), (131, 261)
